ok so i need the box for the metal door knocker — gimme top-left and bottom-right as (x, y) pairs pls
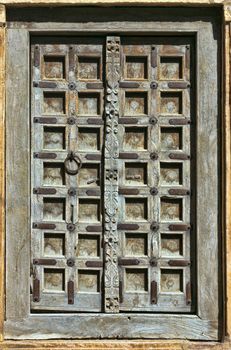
(64, 151), (82, 175)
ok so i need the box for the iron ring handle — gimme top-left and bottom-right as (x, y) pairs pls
(64, 151), (82, 175)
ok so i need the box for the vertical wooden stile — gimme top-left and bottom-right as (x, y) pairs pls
(0, 4), (5, 341)
(104, 36), (121, 313)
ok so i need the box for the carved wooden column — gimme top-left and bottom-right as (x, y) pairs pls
(104, 36), (120, 312)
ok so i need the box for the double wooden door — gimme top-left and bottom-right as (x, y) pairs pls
(31, 36), (193, 313)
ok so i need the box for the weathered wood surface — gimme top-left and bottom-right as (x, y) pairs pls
(5, 29), (30, 319)
(1, 0), (230, 6)
(196, 19), (220, 322)
(1, 340), (231, 350)
(31, 39), (104, 312)
(30, 36), (194, 314)
(0, 5), (5, 343)
(3, 7), (221, 343)
(4, 314), (218, 340)
(6, 7), (221, 29)
(104, 36), (120, 312)
(118, 39), (192, 312)
(225, 21), (231, 339)
(3, 340), (231, 350)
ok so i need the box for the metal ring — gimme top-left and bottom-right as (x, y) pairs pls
(64, 151), (82, 175)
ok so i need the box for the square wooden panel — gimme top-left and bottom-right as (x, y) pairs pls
(43, 126), (66, 150)
(160, 163), (183, 186)
(78, 92), (100, 116)
(125, 56), (148, 80)
(125, 233), (148, 256)
(160, 269), (183, 293)
(43, 92), (66, 114)
(161, 234), (183, 257)
(78, 270), (100, 292)
(160, 92), (182, 114)
(43, 198), (66, 221)
(78, 164), (100, 187)
(77, 234), (100, 257)
(124, 127), (147, 151)
(125, 198), (148, 221)
(43, 56), (65, 80)
(44, 233), (65, 257)
(161, 127), (182, 150)
(125, 92), (148, 116)
(125, 163), (147, 186)
(78, 128), (100, 151)
(78, 57), (101, 80)
(44, 268), (65, 292)
(161, 198), (182, 221)
(78, 199), (100, 222)
(125, 269), (148, 291)
(160, 57), (183, 80)
(43, 162), (65, 186)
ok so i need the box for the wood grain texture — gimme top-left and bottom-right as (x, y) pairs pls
(30, 40), (104, 312)
(104, 36), (120, 312)
(4, 314), (218, 340)
(225, 22), (231, 338)
(196, 21), (219, 321)
(0, 6), (5, 344)
(2, 339), (231, 349)
(5, 29), (30, 319)
(0, 0), (230, 6)
(0, 4), (226, 348)
(4, 21), (220, 341)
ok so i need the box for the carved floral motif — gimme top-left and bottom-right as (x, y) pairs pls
(104, 37), (120, 312)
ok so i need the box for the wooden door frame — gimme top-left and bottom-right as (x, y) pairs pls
(0, 1), (230, 348)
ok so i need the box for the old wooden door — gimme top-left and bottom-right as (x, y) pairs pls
(31, 36), (193, 313)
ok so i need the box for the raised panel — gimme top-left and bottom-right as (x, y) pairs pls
(78, 57), (101, 80)
(125, 163), (147, 186)
(43, 127), (66, 150)
(125, 269), (148, 292)
(44, 269), (65, 292)
(79, 199), (100, 222)
(125, 56), (148, 80)
(160, 92), (182, 114)
(161, 198), (183, 221)
(43, 163), (65, 186)
(77, 234), (100, 257)
(44, 233), (65, 257)
(125, 233), (148, 256)
(161, 234), (183, 257)
(160, 57), (183, 80)
(160, 269), (183, 293)
(125, 198), (148, 221)
(78, 93), (100, 116)
(160, 163), (183, 185)
(124, 127), (147, 150)
(43, 56), (65, 80)
(78, 270), (100, 292)
(43, 92), (66, 114)
(125, 92), (148, 116)
(161, 128), (182, 150)
(78, 128), (100, 151)
(43, 198), (66, 221)
(78, 164), (100, 187)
